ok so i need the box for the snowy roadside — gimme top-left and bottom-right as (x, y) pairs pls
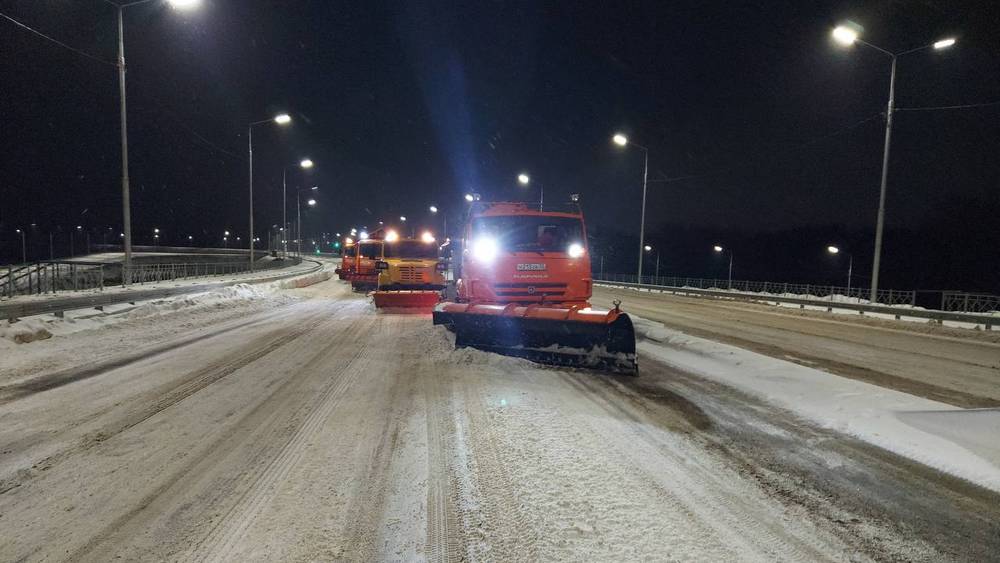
(631, 314), (1000, 494)
(599, 282), (999, 331)
(0, 269), (333, 382)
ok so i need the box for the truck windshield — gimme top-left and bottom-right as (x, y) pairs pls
(471, 215), (584, 253)
(343, 245), (356, 258)
(384, 240), (437, 259)
(359, 241), (383, 258)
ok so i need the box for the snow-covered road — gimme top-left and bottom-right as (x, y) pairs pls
(1, 277), (998, 561)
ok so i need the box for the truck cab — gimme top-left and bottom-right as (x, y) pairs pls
(457, 203), (592, 305)
(377, 233), (446, 291)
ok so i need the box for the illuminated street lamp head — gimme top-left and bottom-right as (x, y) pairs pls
(400, 216), (407, 222)
(827, 245), (841, 254)
(612, 133), (628, 147)
(644, 245), (652, 252)
(15, 229), (21, 234)
(832, 25), (859, 46)
(933, 38), (956, 50)
(384, 230), (399, 242)
(167, 0), (200, 9)
(153, 228), (160, 234)
(224, 230), (230, 236)
(464, 194), (475, 202)
(517, 173), (530, 185)
(300, 158), (314, 169)
(307, 199), (317, 207)
(274, 113), (292, 125)
(713, 245), (724, 252)
(310, 186), (319, 191)
(359, 231), (369, 240)
(429, 205), (438, 213)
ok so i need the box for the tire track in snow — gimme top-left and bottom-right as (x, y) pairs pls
(59, 310), (371, 562)
(184, 332), (371, 563)
(455, 371), (541, 561)
(422, 365), (465, 563)
(0, 307), (332, 495)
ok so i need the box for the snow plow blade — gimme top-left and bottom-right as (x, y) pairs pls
(432, 303), (637, 373)
(373, 290), (441, 310)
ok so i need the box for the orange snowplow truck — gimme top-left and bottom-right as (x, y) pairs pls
(349, 238), (384, 291)
(432, 201), (636, 372)
(335, 238), (357, 280)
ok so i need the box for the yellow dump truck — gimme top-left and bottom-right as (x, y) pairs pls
(373, 231), (445, 309)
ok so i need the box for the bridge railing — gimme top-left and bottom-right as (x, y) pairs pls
(593, 273), (916, 306)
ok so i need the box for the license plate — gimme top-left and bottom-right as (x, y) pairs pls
(516, 263), (546, 271)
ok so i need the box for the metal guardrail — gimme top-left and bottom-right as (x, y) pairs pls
(595, 279), (997, 330)
(595, 273), (916, 306)
(0, 260), (323, 321)
(1, 259), (300, 300)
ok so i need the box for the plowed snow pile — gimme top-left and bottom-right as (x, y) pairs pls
(631, 314), (1000, 493)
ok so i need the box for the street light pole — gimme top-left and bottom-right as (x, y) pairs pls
(116, 4), (133, 274)
(831, 25), (955, 302)
(871, 54), (896, 302)
(248, 124), (254, 270)
(110, 0), (201, 279)
(247, 114), (292, 269)
(612, 134), (650, 282)
(282, 167), (287, 258)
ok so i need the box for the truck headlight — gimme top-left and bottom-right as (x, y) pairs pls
(472, 237), (498, 263)
(568, 243), (585, 258)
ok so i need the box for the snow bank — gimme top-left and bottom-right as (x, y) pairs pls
(0, 283), (291, 345)
(631, 315), (1000, 494)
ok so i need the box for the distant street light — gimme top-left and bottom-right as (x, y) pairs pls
(429, 205), (438, 213)
(249, 113), (292, 270)
(643, 245), (660, 278)
(714, 245), (734, 289)
(400, 216), (407, 222)
(167, 0), (201, 8)
(14, 229), (26, 263)
(827, 245), (854, 294)
(296, 186), (319, 257)
(281, 156), (315, 258)
(464, 194), (475, 202)
(516, 172), (543, 211)
(612, 132), (651, 282)
(831, 22), (956, 302)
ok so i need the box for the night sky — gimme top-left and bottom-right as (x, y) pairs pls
(2, 1), (999, 292)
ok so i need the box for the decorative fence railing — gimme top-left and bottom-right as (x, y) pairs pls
(941, 292), (1000, 314)
(593, 273), (917, 306)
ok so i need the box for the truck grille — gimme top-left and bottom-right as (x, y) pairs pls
(399, 266), (429, 283)
(493, 282), (567, 297)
